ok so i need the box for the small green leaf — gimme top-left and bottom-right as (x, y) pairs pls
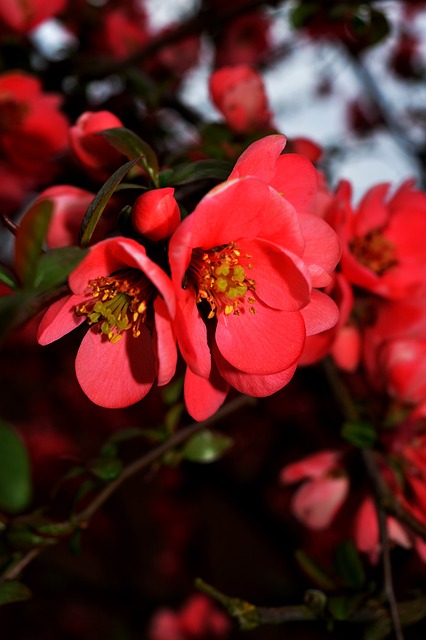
(14, 200), (53, 288)
(162, 376), (184, 406)
(182, 429), (233, 464)
(88, 457), (123, 482)
(6, 528), (57, 550)
(295, 550), (337, 591)
(164, 403), (185, 433)
(333, 540), (365, 589)
(0, 422), (32, 514)
(78, 156), (142, 247)
(0, 265), (17, 290)
(0, 290), (36, 342)
(328, 594), (365, 621)
(100, 128), (159, 185)
(0, 581), (31, 606)
(167, 160), (232, 186)
(341, 421), (377, 448)
(33, 246), (89, 293)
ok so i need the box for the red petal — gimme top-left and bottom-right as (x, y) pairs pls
(292, 476), (348, 530)
(37, 294), (85, 345)
(153, 297), (177, 387)
(75, 327), (155, 408)
(214, 342), (297, 396)
(184, 365), (229, 421)
(242, 238), (310, 311)
(228, 134), (286, 182)
(270, 154), (318, 213)
(300, 290), (340, 337)
(215, 301), (305, 375)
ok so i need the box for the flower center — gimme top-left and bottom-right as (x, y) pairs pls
(186, 242), (256, 318)
(75, 269), (154, 343)
(350, 229), (397, 276)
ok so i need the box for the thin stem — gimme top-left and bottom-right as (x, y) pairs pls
(362, 450), (404, 640)
(0, 395), (255, 582)
(1, 214), (18, 235)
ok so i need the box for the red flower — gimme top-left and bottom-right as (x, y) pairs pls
(69, 110), (126, 181)
(209, 65), (272, 134)
(0, 71), (69, 181)
(0, 0), (67, 34)
(169, 135), (340, 420)
(326, 179), (426, 300)
(37, 237), (176, 408)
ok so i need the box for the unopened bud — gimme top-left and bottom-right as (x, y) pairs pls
(132, 187), (180, 242)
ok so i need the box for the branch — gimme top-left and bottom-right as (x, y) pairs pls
(0, 394), (255, 582)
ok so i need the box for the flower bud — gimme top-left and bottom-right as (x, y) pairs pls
(69, 110), (124, 180)
(132, 187), (180, 242)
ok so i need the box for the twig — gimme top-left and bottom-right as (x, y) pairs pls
(1, 214), (18, 235)
(362, 449), (404, 640)
(0, 394), (255, 582)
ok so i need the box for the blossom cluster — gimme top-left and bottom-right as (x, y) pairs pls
(35, 126), (341, 421)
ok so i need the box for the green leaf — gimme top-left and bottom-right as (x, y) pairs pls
(295, 550), (337, 591)
(162, 376), (184, 406)
(0, 581), (31, 606)
(0, 422), (32, 514)
(0, 265), (17, 290)
(182, 429), (233, 463)
(6, 528), (57, 550)
(341, 421), (377, 448)
(88, 457), (123, 482)
(14, 200), (53, 288)
(333, 540), (365, 589)
(167, 160), (232, 186)
(328, 594), (365, 621)
(0, 290), (35, 342)
(78, 156), (142, 247)
(33, 246), (89, 293)
(100, 127), (159, 185)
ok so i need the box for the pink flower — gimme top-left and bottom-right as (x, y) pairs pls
(326, 179), (426, 300)
(132, 187), (181, 242)
(37, 237), (176, 408)
(169, 135), (340, 420)
(69, 110), (125, 181)
(281, 450), (349, 530)
(209, 65), (272, 134)
(354, 497), (411, 564)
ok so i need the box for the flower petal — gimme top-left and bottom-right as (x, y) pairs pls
(241, 238), (310, 311)
(215, 300), (305, 375)
(270, 154), (318, 213)
(75, 327), (155, 408)
(228, 134), (287, 181)
(292, 476), (348, 530)
(174, 290), (211, 379)
(300, 290), (340, 337)
(153, 296), (177, 387)
(214, 341), (298, 396)
(37, 294), (85, 345)
(184, 364), (229, 421)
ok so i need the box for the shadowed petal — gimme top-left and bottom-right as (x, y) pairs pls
(75, 327), (155, 408)
(37, 294), (86, 345)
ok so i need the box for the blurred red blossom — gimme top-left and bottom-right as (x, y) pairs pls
(148, 594), (231, 640)
(209, 65), (273, 134)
